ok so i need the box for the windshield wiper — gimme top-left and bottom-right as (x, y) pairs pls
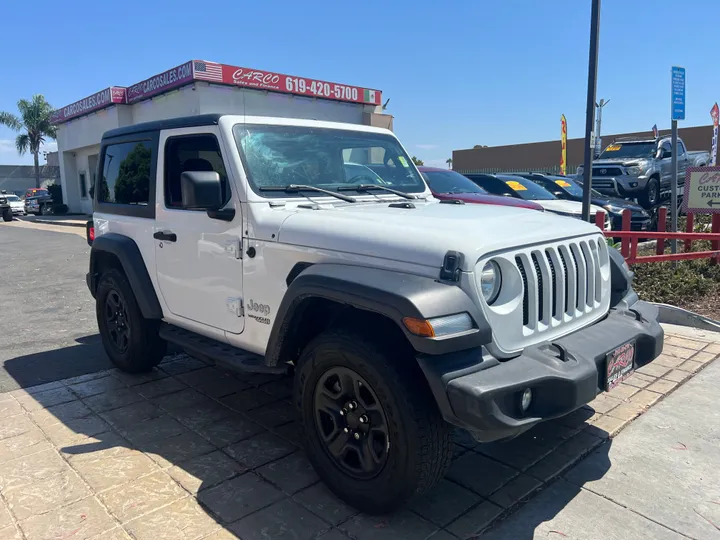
(259, 184), (356, 203)
(337, 184), (418, 200)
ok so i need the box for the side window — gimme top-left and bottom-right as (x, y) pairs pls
(98, 141), (152, 205)
(164, 135), (230, 209)
(678, 141), (686, 154)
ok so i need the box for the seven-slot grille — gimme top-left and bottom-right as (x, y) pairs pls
(515, 238), (603, 330)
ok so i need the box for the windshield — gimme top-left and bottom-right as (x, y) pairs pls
(421, 170), (487, 194)
(233, 124), (427, 197)
(499, 176), (556, 200)
(5, 195), (19, 202)
(599, 142), (655, 159)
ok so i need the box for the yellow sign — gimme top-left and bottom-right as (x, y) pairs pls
(398, 156), (409, 167)
(560, 115), (567, 176)
(506, 181), (527, 191)
(605, 144), (622, 152)
(555, 180), (571, 187)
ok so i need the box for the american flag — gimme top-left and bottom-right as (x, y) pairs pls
(194, 61), (223, 82)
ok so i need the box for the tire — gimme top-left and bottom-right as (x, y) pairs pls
(2, 209), (11, 222)
(37, 205), (44, 216)
(639, 177), (659, 209)
(96, 268), (166, 373)
(294, 329), (453, 514)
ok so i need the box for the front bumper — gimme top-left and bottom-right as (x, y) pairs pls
(419, 300), (663, 442)
(593, 176), (647, 197)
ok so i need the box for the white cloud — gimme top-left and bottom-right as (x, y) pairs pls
(0, 139), (58, 165)
(416, 144), (439, 150)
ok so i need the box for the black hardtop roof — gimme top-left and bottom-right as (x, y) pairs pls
(102, 114), (223, 140)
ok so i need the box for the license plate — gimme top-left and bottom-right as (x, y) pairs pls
(605, 341), (636, 391)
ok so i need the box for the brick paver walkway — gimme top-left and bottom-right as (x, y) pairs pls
(0, 328), (717, 540)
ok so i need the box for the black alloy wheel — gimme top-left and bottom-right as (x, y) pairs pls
(313, 366), (390, 479)
(104, 289), (130, 353)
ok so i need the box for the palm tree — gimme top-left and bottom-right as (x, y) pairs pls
(0, 95), (57, 188)
(446, 158), (453, 169)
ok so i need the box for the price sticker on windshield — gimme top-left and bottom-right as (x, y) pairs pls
(605, 144), (622, 152)
(398, 156), (410, 167)
(555, 180), (571, 187)
(506, 181), (527, 191)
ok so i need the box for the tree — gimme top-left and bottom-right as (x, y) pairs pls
(411, 156), (424, 166)
(0, 95), (57, 188)
(446, 158), (453, 169)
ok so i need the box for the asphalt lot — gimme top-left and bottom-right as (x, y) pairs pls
(0, 224), (112, 392)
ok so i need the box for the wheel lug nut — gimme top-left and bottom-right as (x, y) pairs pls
(339, 409), (345, 416)
(354, 432), (360, 440)
(343, 427), (349, 433)
(348, 401), (357, 410)
(359, 415), (368, 424)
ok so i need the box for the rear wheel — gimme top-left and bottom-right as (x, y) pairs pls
(639, 177), (659, 209)
(294, 329), (452, 514)
(96, 268), (166, 372)
(2, 209), (11, 222)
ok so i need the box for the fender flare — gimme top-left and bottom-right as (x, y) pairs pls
(88, 233), (163, 319)
(265, 263), (492, 366)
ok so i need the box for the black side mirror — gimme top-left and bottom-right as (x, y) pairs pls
(181, 171), (222, 209)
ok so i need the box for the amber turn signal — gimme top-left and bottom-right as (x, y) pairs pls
(402, 317), (435, 337)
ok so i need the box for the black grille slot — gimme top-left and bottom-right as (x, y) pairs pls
(569, 247), (581, 309)
(593, 167), (623, 176)
(531, 253), (543, 323)
(558, 249), (569, 314)
(579, 243), (592, 304)
(516, 256), (529, 326)
(546, 250), (557, 318)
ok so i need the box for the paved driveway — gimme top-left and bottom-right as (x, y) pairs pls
(0, 224), (717, 539)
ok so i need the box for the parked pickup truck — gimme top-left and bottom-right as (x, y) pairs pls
(86, 113), (663, 514)
(577, 136), (710, 208)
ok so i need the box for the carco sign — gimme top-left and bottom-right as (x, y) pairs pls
(51, 86), (126, 123)
(683, 166), (720, 213)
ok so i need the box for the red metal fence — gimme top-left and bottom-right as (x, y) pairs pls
(595, 208), (720, 264)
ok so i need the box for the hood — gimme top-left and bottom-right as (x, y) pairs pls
(271, 199), (601, 271)
(592, 158), (649, 167)
(534, 199), (604, 215)
(591, 196), (645, 213)
(432, 191), (543, 211)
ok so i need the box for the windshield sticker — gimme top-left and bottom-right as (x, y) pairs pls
(555, 180), (571, 187)
(398, 156), (409, 167)
(506, 181), (527, 191)
(605, 144), (622, 152)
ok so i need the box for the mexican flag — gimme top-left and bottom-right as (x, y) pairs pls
(363, 89), (377, 104)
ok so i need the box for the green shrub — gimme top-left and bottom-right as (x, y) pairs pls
(46, 183), (63, 204)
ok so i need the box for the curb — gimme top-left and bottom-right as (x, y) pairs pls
(653, 303), (720, 333)
(28, 218), (86, 229)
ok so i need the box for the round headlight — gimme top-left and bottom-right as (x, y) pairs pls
(480, 261), (502, 304)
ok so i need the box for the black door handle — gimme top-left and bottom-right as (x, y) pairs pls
(153, 231), (177, 242)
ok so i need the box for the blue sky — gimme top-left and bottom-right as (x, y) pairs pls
(1, 0), (718, 167)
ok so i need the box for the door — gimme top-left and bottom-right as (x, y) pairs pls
(658, 141), (673, 189)
(677, 140), (690, 181)
(153, 127), (245, 334)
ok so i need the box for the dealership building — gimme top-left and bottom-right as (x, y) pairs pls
(53, 60), (390, 214)
(452, 125), (715, 175)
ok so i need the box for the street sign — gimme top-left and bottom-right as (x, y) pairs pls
(682, 166), (720, 214)
(671, 66), (686, 121)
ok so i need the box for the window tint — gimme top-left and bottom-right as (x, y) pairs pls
(164, 135), (229, 208)
(422, 170), (487, 194)
(98, 141), (152, 205)
(467, 175), (515, 197)
(678, 141), (686, 154)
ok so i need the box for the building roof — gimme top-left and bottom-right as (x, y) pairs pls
(0, 165), (60, 180)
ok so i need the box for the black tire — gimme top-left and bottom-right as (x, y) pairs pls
(96, 268), (166, 373)
(294, 329), (452, 514)
(2, 209), (11, 222)
(639, 177), (660, 209)
(37, 205), (44, 216)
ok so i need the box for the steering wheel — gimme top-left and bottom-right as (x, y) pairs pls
(346, 175), (380, 185)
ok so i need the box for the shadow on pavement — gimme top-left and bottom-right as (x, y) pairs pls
(2, 342), (615, 539)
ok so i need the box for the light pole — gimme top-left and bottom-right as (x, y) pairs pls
(581, 0), (601, 223)
(595, 98), (610, 158)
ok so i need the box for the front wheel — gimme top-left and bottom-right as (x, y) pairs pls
(96, 268), (166, 373)
(294, 330), (452, 514)
(639, 177), (660, 209)
(2, 209), (11, 222)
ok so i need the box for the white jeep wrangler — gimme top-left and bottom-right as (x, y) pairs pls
(86, 114), (663, 513)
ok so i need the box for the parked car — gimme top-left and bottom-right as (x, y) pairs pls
(24, 192), (53, 215)
(417, 167), (543, 211)
(1, 193), (26, 216)
(576, 136), (710, 208)
(463, 173), (611, 230)
(515, 173), (650, 231)
(0, 193), (12, 222)
(24, 187), (49, 200)
(86, 113), (662, 514)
